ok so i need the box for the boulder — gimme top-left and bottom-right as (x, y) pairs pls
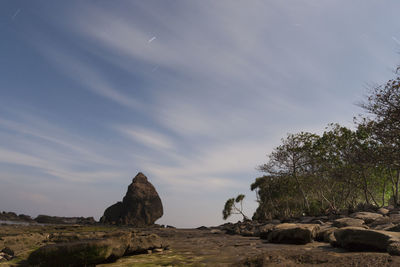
(334, 227), (400, 252)
(369, 217), (391, 228)
(387, 241), (400, 255)
(389, 214), (400, 224)
(316, 227), (337, 243)
(100, 172), (163, 226)
(267, 223), (320, 244)
(383, 224), (400, 232)
(28, 239), (124, 266)
(332, 217), (366, 228)
(374, 223), (395, 231)
(28, 231), (166, 266)
(349, 212), (383, 224)
(258, 224), (275, 239)
(378, 208), (390, 216)
(126, 233), (165, 254)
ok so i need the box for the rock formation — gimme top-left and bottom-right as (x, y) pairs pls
(34, 215), (96, 225)
(0, 211), (34, 223)
(100, 172), (163, 226)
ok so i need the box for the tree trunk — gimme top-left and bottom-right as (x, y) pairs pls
(294, 175), (310, 213)
(382, 177), (387, 207)
(362, 170), (370, 205)
(389, 169), (397, 207)
(396, 170), (400, 207)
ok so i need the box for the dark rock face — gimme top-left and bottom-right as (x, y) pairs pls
(100, 172), (163, 226)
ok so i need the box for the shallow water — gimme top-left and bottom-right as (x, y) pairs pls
(0, 220), (32, 225)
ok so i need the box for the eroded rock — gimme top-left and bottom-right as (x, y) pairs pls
(350, 212), (383, 224)
(316, 226), (337, 243)
(334, 227), (400, 252)
(333, 217), (366, 228)
(267, 223), (320, 244)
(100, 173), (163, 226)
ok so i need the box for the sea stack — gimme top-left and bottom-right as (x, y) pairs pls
(100, 172), (163, 226)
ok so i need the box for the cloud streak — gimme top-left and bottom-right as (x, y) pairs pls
(1, 0), (400, 227)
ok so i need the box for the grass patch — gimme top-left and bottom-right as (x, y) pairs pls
(98, 250), (207, 267)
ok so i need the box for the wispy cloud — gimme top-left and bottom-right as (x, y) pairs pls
(0, 111), (127, 184)
(31, 39), (141, 110)
(2, 0), (399, 227)
(116, 126), (174, 151)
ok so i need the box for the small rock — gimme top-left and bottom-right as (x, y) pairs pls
(3, 254), (13, 261)
(375, 223), (395, 231)
(258, 224), (275, 239)
(378, 208), (390, 216)
(147, 250), (152, 254)
(316, 227), (337, 243)
(369, 217), (391, 227)
(333, 217), (366, 228)
(1, 247), (14, 257)
(153, 248), (164, 253)
(387, 241), (400, 255)
(384, 224), (400, 232)
(389, 214), (400, 224)
(299, 217), (315, 223)
(349, 212), (383, 224)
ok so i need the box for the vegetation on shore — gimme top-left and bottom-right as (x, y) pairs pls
(232, 66), (400, 221)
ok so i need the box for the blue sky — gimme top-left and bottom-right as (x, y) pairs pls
(1, 0), (400, 227)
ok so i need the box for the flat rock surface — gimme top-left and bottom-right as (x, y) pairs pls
(2, 224), (400, 266)
(101, 228), (400, 266)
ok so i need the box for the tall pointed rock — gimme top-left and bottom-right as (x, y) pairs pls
(100, 172), (163, 226)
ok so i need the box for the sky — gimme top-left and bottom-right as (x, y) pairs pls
(1, 0), (400, 228)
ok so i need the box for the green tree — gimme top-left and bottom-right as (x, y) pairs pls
(222, 194), (248, 221)
(258, 132), (319, 213)
(359, 73), (400, 206)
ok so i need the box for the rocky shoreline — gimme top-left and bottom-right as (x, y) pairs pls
(0, 211), (96, 226)
(2, 209), (400, 266)
(3, 173), (400, 265)
(2, 221), (400, 266)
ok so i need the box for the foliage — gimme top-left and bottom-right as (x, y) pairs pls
(252, 71), (400, 220)
(223, 194), (248, 221)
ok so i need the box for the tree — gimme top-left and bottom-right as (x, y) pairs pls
(222, 194), (248, 221)
(359, 74), (400, 206)
(252, 124), (388, 221)
(258, 132), (319, 213)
